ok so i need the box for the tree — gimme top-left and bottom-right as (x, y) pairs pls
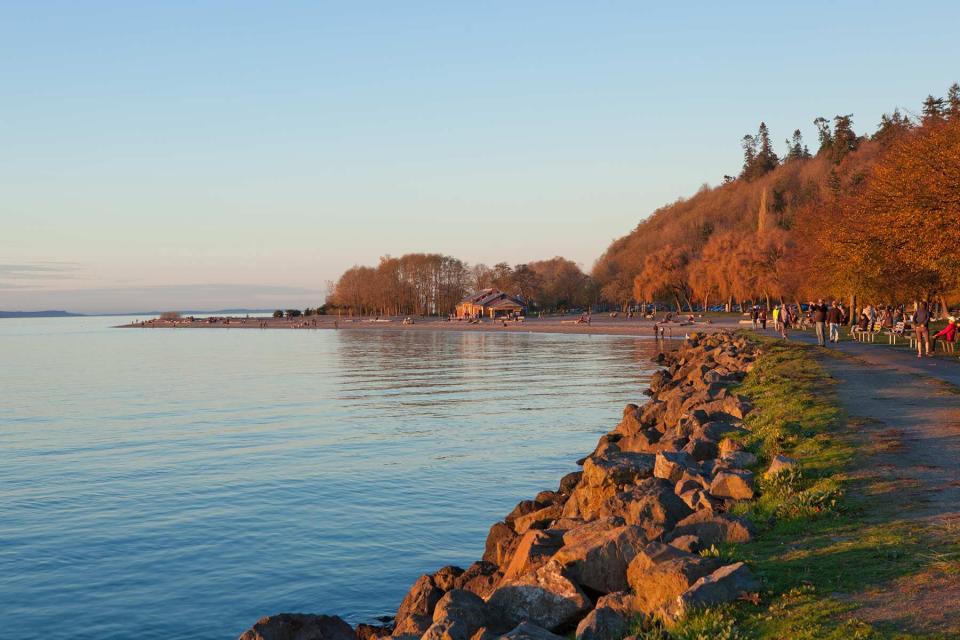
(814, 116), (833, 156)
(874, 109), (912, 146)
(272, 310), (283, 318)
(830, 114), (859, 163)
(829, 118), (960, 299)
(741, 122), (779, 180)
(948, 83), (960, 120)
(785, 129), (810, 161)
(921, 94), (946, 124)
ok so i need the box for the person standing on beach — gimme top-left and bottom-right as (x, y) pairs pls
(913, 301), (932, 357)
(812, 299), (828, 346)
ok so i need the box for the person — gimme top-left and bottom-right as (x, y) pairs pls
(751, 306), (759, 330)
(759, 307), (767, 330)
(863, 304), (876, 331)
(933, 316), (957, 354)
(772, 305), (781, 333)
(913, 301), (932, 358)
(812, 299), (828, 346)
(826, 300), (842, 343)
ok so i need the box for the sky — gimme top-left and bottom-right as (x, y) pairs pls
(2, 1), (959, 313)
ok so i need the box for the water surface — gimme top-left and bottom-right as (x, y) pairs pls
(0, 317), (659, 639)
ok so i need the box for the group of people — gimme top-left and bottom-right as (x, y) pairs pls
(752, 300), (959, 358)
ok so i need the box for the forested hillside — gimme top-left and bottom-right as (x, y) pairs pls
(593, 84), (960, 311)
(327, 84), (960, 316)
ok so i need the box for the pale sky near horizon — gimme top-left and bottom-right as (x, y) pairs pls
(2, 1), (959, 313)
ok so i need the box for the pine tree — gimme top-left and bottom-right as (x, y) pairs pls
(756, 122), (780, 172)
(831, 114), (858, 164)
(740, 134), (757, 179)
(814, 117), (833, 156)
(874, 109), (912, 145)
(785, 129), (810, 161)
(948, 83), (960, 120)
(740, 123), (780, 180)
(921, 94), (946, 123)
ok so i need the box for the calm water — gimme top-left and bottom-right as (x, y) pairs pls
(0, 317), (660, 640)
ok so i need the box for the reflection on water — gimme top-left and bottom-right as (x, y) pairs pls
(0, 318), (659, 640)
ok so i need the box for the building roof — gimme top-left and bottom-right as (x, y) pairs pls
(458, 288), (526, 309)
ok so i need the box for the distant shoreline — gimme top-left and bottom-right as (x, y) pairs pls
(118, 314), (745, 338)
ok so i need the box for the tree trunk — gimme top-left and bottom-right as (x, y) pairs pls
(849, 293), (856, 325)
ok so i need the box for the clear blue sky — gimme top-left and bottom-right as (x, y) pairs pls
(2, 1), (958, 312)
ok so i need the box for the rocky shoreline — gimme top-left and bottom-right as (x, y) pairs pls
(240, 331), (792, 640)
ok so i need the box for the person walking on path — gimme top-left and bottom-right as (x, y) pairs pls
(826, 300), (842, 343)
(812, 299), (828, 346)
(913, 301), (932, 358)
(759, 307), (767, 330)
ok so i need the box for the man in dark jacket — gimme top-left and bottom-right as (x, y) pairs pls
(826, 301), (842, 343)
(812, 299), (829, 346)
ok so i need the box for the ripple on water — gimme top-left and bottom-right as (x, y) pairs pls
(0, 318), (661, 640)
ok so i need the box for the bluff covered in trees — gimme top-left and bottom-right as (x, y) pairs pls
(326, 85), (959, 317)
(593, 84), (960, 312)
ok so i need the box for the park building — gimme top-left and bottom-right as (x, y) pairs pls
(455, 288), (527, 319)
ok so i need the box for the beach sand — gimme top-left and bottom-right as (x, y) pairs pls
(120, 314), (747, 337)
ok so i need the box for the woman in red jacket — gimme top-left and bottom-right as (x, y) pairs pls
(933, 316), (957, 354)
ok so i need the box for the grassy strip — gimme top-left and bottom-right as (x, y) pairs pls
(636, 334), (959, 639)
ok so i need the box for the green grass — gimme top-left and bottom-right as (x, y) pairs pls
(653, 333), (960, 639)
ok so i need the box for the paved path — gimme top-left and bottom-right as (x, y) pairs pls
(763, 327), (960, 634)
(751, 326), (960, 387)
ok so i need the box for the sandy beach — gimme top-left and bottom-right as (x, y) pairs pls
(120, 314), (747, 337)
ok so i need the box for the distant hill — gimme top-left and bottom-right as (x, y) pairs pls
(100, 308), (275, 316)
(0, 310), (85, 318)
(0, 309), (274, 318)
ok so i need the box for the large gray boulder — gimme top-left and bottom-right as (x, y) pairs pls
(500, 528), (565, 581)
(238, 614), (356, 640)
(709, 469), (756, 500)
(625, 542), (719, 616)
(393, 574), (444, 636)
(454, 561), (502, 599)
(421, 590), (488, 640)
(665, 511), (754, 546)
(485, 562), (591, 632)
(598, 478), (692, 540)
(496, 622), (566, 640)
(667, 562), (760, 620)
(552, 525), (646, 593)
(574, 605), (629, 640)
(483, 521), (520, 567)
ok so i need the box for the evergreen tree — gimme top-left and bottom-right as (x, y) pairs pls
(741, 123), (779, 180)
(756, 122), (780, 172)
(874, 109), (912, 145)
(814, 117), (833, 156)
(830, 114), (858, 164)
(948, 83), (960, 120)
(785, 129), (810, 161)
(740, 134), (757, 179)
(921, 94), (946, 123)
